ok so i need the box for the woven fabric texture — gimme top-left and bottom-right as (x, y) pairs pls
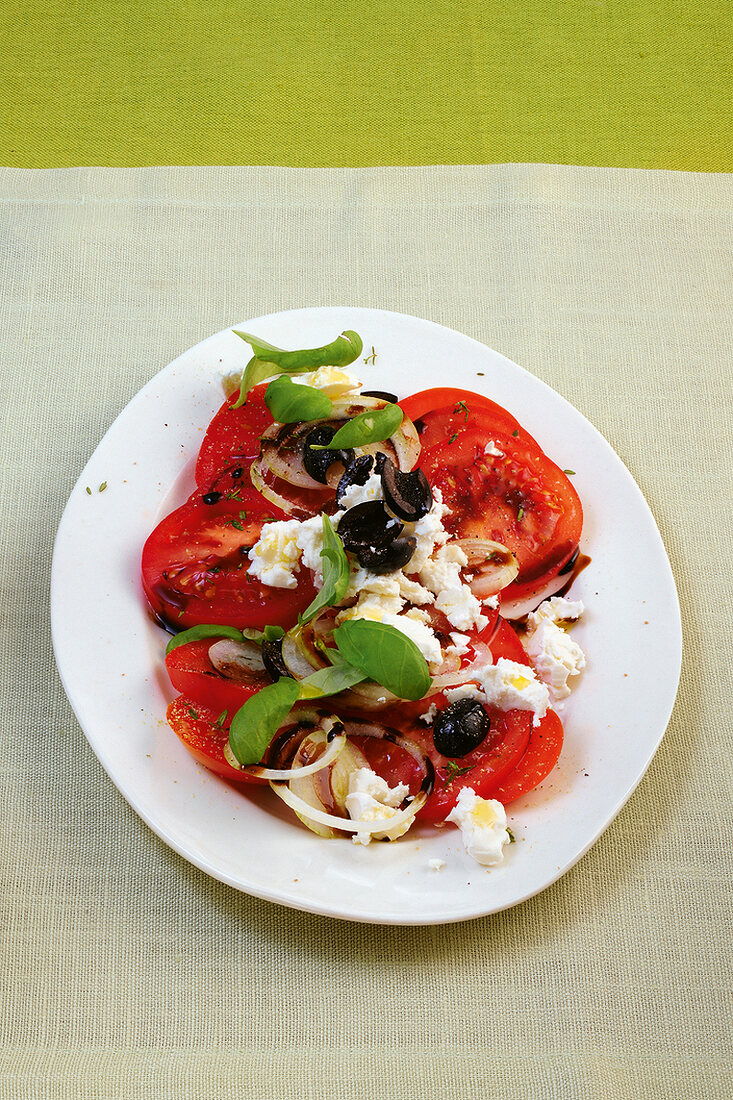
(0, 164), (731, 1098)
(2, 1), (731, 171)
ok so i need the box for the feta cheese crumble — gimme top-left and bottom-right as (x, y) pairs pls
(524, 597), (585, 701)
(447, 787), (511, 867)
(484, 440), (504, 457)
(345, 768), (411, 845)
(291, 364), (362, 398)
(444, 657), (551, 725)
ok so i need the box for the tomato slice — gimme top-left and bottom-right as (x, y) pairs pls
(166, 696), (265, 784)
(420, 425), (582, 602)
(165, 638), (271, 714)
(400, 388), (532, 452)
(492, 709), (564, 805)
(141, 487), (317, 631)
(195, 384), (273, 488)
(413, 708), (532, 823)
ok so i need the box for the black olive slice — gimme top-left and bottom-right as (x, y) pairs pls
(379, 456), (433, 521)
(355, 536), (417, 574)
(337, 501), (404, 551)
(302, 425), (354, 485)
(432, 698), (489, 758)
(361, 389), (399, 403)
(261, 638), (292, 682)
(335, 454), (374, 504)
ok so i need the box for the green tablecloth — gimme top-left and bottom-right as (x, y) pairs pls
(2, 0), (731, 170)
(1, 164), (731, 1097)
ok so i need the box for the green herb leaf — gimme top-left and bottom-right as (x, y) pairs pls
(448, 432), (459, 445)
(517, 506), (525, 522)
(232, 329), (363, 406)
(240, 624), (286, 646)
(314, 403), (404, 451)
(165, 624), (243, 657)
(298, 515), (350, 625)
(443, 760), (475, 786)
(264, 374), (333, 423)
(228, 678), (301, 766)
(332, 620), (431, 701)
(563, 469), (576, 476)
(512, 429), (519, 437)
(298, 650), (367, 699)
(215, 710), (228, 728)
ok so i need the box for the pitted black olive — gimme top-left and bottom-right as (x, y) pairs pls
(261, 638), (292, 682)
(202, 490), (222, 505)
(355, 535), (417, 574)
(361, 389), (399, 403)
(335, 454), (374, 504)
(379, 456), (433, 521)
(432, 698), (490, 758)
(337, 501), (404, 550)
(302, 425), (355, 485)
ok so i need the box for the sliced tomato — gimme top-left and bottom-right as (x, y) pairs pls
(412, 708), (533, 823)
(166, 696), (265, 784)
(141, 487), (317, 631)
(399, 388), (530, 452)
(492, 709), (564, 805)
(165, 638), (271, 714)
(420, 425), (582, 603)
(195, 384), (273, 488)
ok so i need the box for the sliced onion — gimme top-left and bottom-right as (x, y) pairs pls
(499, 570), (573, 620)
(281, 626), (327, 680)
(456, 538), (519, 599)
(270, 782), (427, 836)
(208, 638), (265, 678)
(430, 642), (493, 691)
(249, 458), (327, 520)
(223, 732), (346, 781)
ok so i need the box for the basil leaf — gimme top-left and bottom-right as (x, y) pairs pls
(297, 651), (367, 699)
(228, 677), (301, 766)
(165, 624), (243, 657)
(265, 375), (333, 424)
(298, 514), (350, 625)
(315, 403), (403, 450)
(232, 329), (363, 406)
(332, 620), (431, 701)
(241, 624), (286, 645)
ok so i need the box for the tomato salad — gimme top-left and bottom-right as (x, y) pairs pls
(142, 329), (586, 866)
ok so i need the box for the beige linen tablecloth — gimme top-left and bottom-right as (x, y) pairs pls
(1, 165), (731, 1098)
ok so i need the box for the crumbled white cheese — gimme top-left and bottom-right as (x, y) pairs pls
(337, 471), (383, 511)
(484, 440), (504, 457)
(446, 632), (471, 658)
(291, 364), (361, 398)
(447, 787), (510, 867)
(345, 768), (411, 845)
(478, 658), (550, 725)
(419, 701), (438, 725)
(408, 489), (451, 571)
(527, 596), (584, 631)
(247, 519), (302, 588)
(524, 619), (586, 701)
(443, 658), (550, 725)
(428, 858), (446, 872)
(435, 586), (489, 633)
(419, 543), (468, 594)
(443, 683), (484, 705)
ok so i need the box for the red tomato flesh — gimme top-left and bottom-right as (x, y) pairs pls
(195, 385), (274, 488)
(166, 696), (265, 785)
(492, 709), (564, 805)
(421, 425), (582, 601)
(141, 488), (317, 631)
(165, 638), (271, 715)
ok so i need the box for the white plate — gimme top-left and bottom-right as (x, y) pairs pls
(51, 307), (681, 924)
